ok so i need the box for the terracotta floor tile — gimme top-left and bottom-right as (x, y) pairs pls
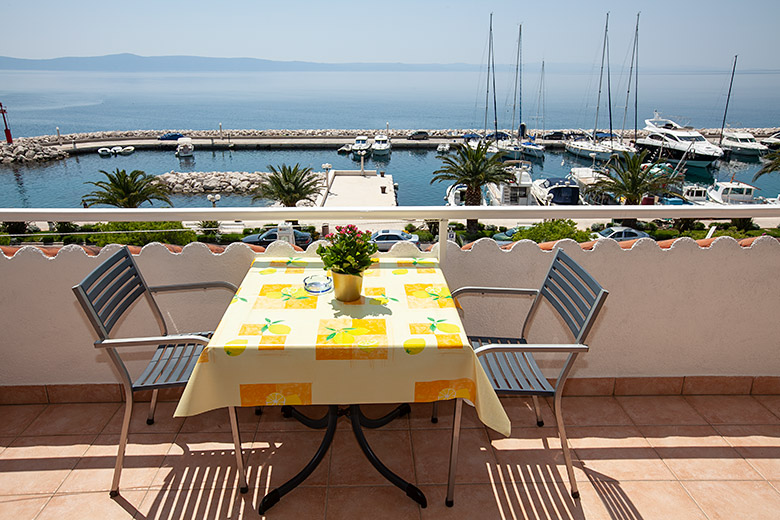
(566, 427), (675, 482)
(616, 396), (707, 425)
(248, 430), (331, 487)
(716, 424), (780, 480)
(102, 401), (185, 435)
(420, 481), (587, 520)
(180, 406), (260, 435)
(754, 395), (780, 419)
(0, 494), (51, 520)
(557, 397), (634, 427)
(682, 481), (780, 520)
(0, 405), (46, 436)
(328, 429), (415, 486)
(0, 435), (93, 495)
(150, 433), (251, 491)
(139, 485), (325, 520)
(325, 486), (421, 520)
(581, 480), (708, 520)
(21, 403), (120, 436)
(36, 490), (146, 520)
(685, 395), (780, 425)
(0, 437), (13, 455)
(408, 401), (483, 430)
(58, 433), (176, 493)
(412, 428), (496, 485)
(490, 427), (583, 484)
(500, 396), (557, 428)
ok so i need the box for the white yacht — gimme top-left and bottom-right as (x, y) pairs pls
(530, 177), (583, 206)
(351, 135), (372, 158)
(371, 134), (391, 155)
(175, 137), (194, 158)
(706, 180), (760, 204)
(445, 183), (486, 206)
(760, 131), (780, 150)
(600, 138), (637, 157)
(565, 139), (614, 162)
(497, 138), (545, 159)
(635, 112), (724, 167)
(487, 163), (535, 206)
(466, 138), (502, 158)
(720, 131), (768, 157)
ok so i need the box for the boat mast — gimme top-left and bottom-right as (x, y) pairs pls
(484, 14), (492, 136)
(511, 24), (522, 138)
(606, 18), (613, 143)
(534, 60), (546, 137)
(593, 12), (609, 142)
(490, 17), (499, 140)
(622, 13), (640, 142)
(719, 54), (738, 146)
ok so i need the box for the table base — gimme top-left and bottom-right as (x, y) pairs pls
(258, 404), (426, 514)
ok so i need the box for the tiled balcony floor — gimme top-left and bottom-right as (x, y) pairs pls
(1, 395), (780, 519)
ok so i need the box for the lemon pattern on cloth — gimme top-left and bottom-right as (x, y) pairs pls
(224, 339), (248, 357)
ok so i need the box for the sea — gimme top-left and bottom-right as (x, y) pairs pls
(0, 69), (779, 208)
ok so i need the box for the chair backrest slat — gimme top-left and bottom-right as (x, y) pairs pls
(540, 249), (608, 343)
(90, 264), (136, 314)
(87, 255), (134, 302)
(103, 284), (146, 333)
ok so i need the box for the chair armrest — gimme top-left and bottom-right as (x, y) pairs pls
(148, 281), (238, 293)
(95, 335), (212, 349)
(451, 286), (539, 298)
(473, 343), (589, 356)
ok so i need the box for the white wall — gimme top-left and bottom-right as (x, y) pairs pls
(1, 237), (778, 386)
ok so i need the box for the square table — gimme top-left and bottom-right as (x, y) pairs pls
(175, 255), (510, 511)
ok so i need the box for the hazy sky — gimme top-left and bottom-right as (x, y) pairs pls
(4, 0), (779, 71)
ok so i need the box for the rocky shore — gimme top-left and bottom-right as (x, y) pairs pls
(157, 170), (267, 194)
(1, 138), (69, 164)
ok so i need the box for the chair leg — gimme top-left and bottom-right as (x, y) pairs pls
(111, 391), (134, 497)
(445, 398), (463, 507)
(229, 406), (249, 494)
(146, 389), (159, 425)
(553, 393), (579, 499)
(431, 402), (439, 423)
(532, 396), (544, 427)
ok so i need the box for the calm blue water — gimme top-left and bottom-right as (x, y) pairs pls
(0, 147), (777, 208)
(0, 69), (778, 207)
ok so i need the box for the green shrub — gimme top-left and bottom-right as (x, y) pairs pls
(511, 219), (590, 243)
(200, 221), (220, 233)
(416, 230), (435, 242)
(404, 223), (417, 233)
(54, 222), (78, 234)
(85, 221), (197, 246)
(41, 235), (55, 245)
(218, 233), (244, 244)
(63, 235), (83, 245)
(651, 229), (680, 241)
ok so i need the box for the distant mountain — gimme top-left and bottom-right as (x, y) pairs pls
(0, 53), (483, 72)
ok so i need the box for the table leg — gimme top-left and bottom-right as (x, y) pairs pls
(258, 405), (338, 515)
(357, 403), (411, 429)
(349, 405), (427, 508)
(445, 398), (463, 507)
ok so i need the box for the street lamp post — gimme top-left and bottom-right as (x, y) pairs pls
(207, 193), (221, 208)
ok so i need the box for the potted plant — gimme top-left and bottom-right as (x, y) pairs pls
(317, 224), (378, 302)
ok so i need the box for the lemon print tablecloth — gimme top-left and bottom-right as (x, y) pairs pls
(174, 256), (510, 436)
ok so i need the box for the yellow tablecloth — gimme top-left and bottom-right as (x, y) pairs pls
(175, 256), (510, 436)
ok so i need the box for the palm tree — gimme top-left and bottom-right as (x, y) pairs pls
(590, 150), (681, 226)
(83, 168), (172, 208)
(252, 163), (324, 208)
(752, 150), (780, 181)
(431, 142), (511, 235)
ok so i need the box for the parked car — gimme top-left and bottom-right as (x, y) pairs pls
(158, 132), (185, 141)
(370, 229), (420, 251)
(242, 228), (313, 248)
(590, 226), (650, 242)
(407, 131), (429, 141)
(541, 131), (568, 141)
(491, 226), (529, 242)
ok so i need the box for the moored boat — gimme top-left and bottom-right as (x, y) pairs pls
(720, 131), (768, 157)
(119, 146), (135, 155)
(110, 146), (123, 155)
(487, 162), (535, 206)
(635, 112), (724, 167)
(531, 177), (583, 205)
(371, 134), (391, 155)
(175, 137), (194, 157)
(565, 139), (614, 162)
(706, 180), (760, 204)
(97, 148), (112, 157)
(445, 183), (486, 206)
(351, 135), (371, 158)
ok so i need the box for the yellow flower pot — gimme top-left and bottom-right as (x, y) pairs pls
(332, 272), (363, 302)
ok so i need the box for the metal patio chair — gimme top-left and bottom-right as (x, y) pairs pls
(440, 248), (608, 505)
(72, 246), (248, 497)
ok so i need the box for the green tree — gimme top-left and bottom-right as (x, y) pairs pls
(83, 168), (172, 208)
(431, 142), (510, 235)
(590, 150), (680, 226)
(511, 219), (590, 243)
(752, 150), (780, 181)
(252, 163), (324, 207)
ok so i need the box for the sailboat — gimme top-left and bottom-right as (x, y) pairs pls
(468, 14), (502, 159)
(497, 25), (545, 159)
(600, 12), (640, 156)
(717, 55), (768, 158)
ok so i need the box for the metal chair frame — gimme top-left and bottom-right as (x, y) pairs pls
(441, 248), (608, 505)
(72, 246), (248, 497)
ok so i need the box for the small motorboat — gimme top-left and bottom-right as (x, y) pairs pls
(720, 131), (768, 157)
(175, 137), (194, 158)
(351, 136), (372, 158)
(119, 146), (135, 155)
(371, 134), (391, 155)
(436, 143), (450, 153)
(706, 180), (760, 204)
(110, 146), (124, 155)
(337, 144), (352, 154)
(97, 148), (112, 157)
